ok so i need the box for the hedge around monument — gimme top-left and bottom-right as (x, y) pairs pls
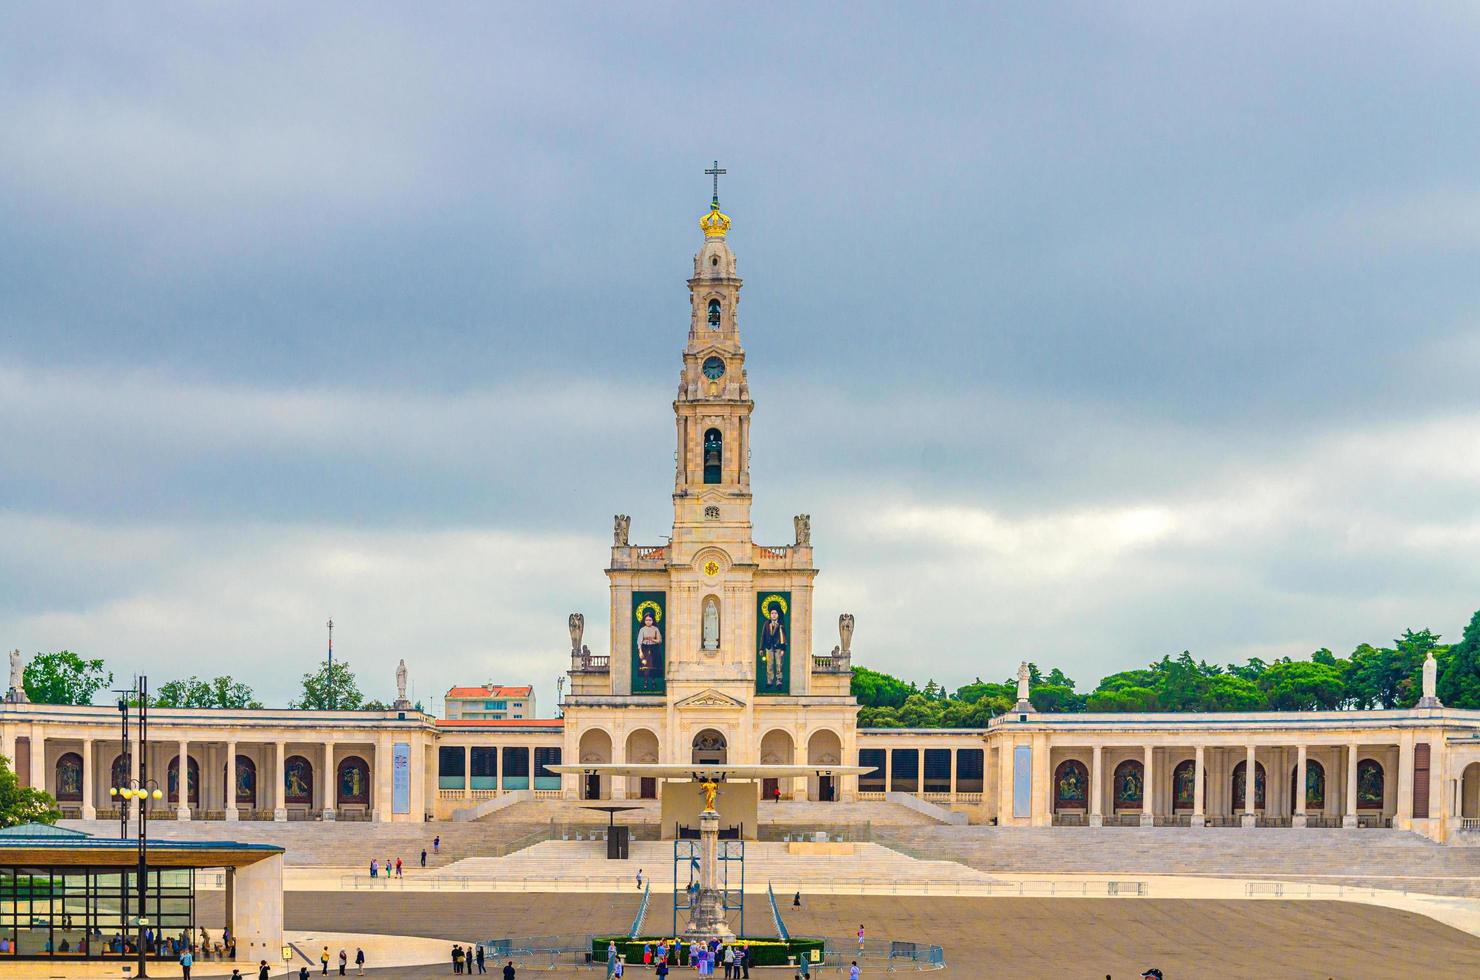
(593, 937), (825, 967)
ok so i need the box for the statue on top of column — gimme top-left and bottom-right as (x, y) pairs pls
(568, 613), (584, 655)
(613, 515), (631, 546)
(394, 659), (409, 708)
(6, 649), (27, 703)
(1016, 661), (1033, 709)
(793, 514), (811, 547)
(1418, 649), (1442, 707)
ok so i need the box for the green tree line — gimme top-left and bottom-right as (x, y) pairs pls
(854, 608), (1480, 727)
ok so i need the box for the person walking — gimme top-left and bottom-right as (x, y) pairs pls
(792, 891), (801, 907)
(856, 925), (865, 950)
(502, 962), (516, 980)
(395, 857), (403, 878)
(338, 949), (348, 976)
(739, 943), (751, 979)
(655, 959), (668, 979)
(849, 962), (860, 980)
(421, 848), (428, 868)
(475, 943), (485, 974)
(180, 947), (193, 980)
(636, 868), (643, 890)
(369, 859), (378, 878)
(321, 945), (330, 974)
(355, 947), (365, 977)
(433, 834), (441, 854)
(723, 943), (735, 978)
(453, 944), (464, 974)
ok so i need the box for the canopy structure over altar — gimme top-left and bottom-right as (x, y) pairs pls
(551, 764), (870, 838)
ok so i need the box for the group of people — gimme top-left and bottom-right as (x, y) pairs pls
(316, 944), (366, 976)
(607, 938), (754, 978)
(450, 942), (484, 974)
(368, 856), (405, 878)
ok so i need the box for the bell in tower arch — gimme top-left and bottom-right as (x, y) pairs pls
(703, 428), (723, 484)
(707, 299), (722, 330)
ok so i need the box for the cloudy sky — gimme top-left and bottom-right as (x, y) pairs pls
(3, 4), (1479, 713)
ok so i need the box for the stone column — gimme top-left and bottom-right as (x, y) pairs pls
(29, 732), (46, 792)
(1190, 745), (1205, 827)
(373, 738), (391, 822)
(949, 748), (958, 801)
(273, 742), (288, 821)
(1293, 745), (1308, 827)
(463, 745), (472, 800)
(176, 739), (191, 820)
(224, 742), (238, 821)
(1396, 736), (1415, 829)
(883, 749), (892, 795)
(78, 738), (96, 820)
(1345, 743), (1359, 828)
(1089, 745), (1103, 826)
(322, 741), (336, 820)
(1140, 745), (1155, 826)
(1242, 746), (1256, 828)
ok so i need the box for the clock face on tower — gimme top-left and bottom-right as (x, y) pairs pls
(702, 356), (726, 381)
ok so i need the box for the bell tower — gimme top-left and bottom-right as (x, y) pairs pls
(673, 166), (753, 539)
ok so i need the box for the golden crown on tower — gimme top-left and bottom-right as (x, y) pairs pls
(700, 202), (731, 238)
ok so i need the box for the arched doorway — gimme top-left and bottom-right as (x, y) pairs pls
(625, 729), (660, 799)
(807, 730), (843, 802)
(579, 729), (613, 800)
(1232, 761), (1266, 812)
(1053, 760), (1088, 814)
(229, 755), (259, 809)
(1461, 762), (1480, 819)
(285, 755), (313, 806)
(336, 755), (370, 808)
(692, 729), (728, 765)
(1113, 760), (1144, 812)
(168, 755), (200, 806)
(55, 753), (83, 803)
(1290, 760), (1326, 812)
(759, 729), (794, 802)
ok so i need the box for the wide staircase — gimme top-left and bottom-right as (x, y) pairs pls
(485, 798), (946, 828)
(432, 838), (995, 891)
(59, 818), (548, 868)
(876, 825), (1480, 895)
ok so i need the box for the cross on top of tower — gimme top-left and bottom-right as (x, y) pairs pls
(705, 160), (726, 207)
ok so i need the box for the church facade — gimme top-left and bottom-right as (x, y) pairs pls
(6, 192), (1480, 842)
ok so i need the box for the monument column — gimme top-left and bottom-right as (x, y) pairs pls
(1344, 743), (1359, 828)
(463, 745), (472, 800)
(1089, 745), (1103, 827)
(1294, 745), (1308, 827)
(225, 742), (238, 821)
(273, 742), (288, 821)
(883, 749), (892, 795)
(177, 739), (191, 820)
(1141, 745), (1155, 826)
(949, 749), (958, 801)
(373, 737), (392, 822)
(1242, 745), (1256, 828)
(917, 748), (925, 798)
(1191, 744), (1205, 828)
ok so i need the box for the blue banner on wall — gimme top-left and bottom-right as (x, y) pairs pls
(392, 742), (411, 814)
(1013, 745), (1032, 819)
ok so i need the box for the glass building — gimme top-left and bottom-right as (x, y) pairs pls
(0, 824), (280, 962)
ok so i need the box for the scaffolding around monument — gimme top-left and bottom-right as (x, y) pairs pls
(673, 835), (744, 940)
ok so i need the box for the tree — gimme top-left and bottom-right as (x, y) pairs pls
(954, 678), (1013, 704)
(1437, 609), (1480, 709)
(850, 667), (915, 709)
(292, 660), (363, 710)
(22, 651), (112, 705)
(1085, 686), (1160, 712)
(1202, 674), (1265, 711)
(0, 753), (60, 827)
(362, 699), (391, 711)
(155, 675), (263, 709)
(1258, 661), (1345, 710)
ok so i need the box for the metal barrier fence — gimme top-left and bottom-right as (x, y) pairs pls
(629, 883), (651, 938)
(767, 882), (791, 942)
(821, 937), (946, 972)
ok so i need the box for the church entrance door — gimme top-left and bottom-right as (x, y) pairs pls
(762, 777), (778, 801)
(640, 777), (657, 799)
(584, 774), (601, 800)
(819, 775), (835, 802)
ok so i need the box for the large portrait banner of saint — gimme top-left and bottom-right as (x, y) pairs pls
(755, 591), (791, 695)
(631, 591), (667, 694)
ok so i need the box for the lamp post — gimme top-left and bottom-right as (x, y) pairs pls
(109, 675), (161, 978)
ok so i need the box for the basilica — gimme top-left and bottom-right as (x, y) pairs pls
(5, 191), (1480, 843)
